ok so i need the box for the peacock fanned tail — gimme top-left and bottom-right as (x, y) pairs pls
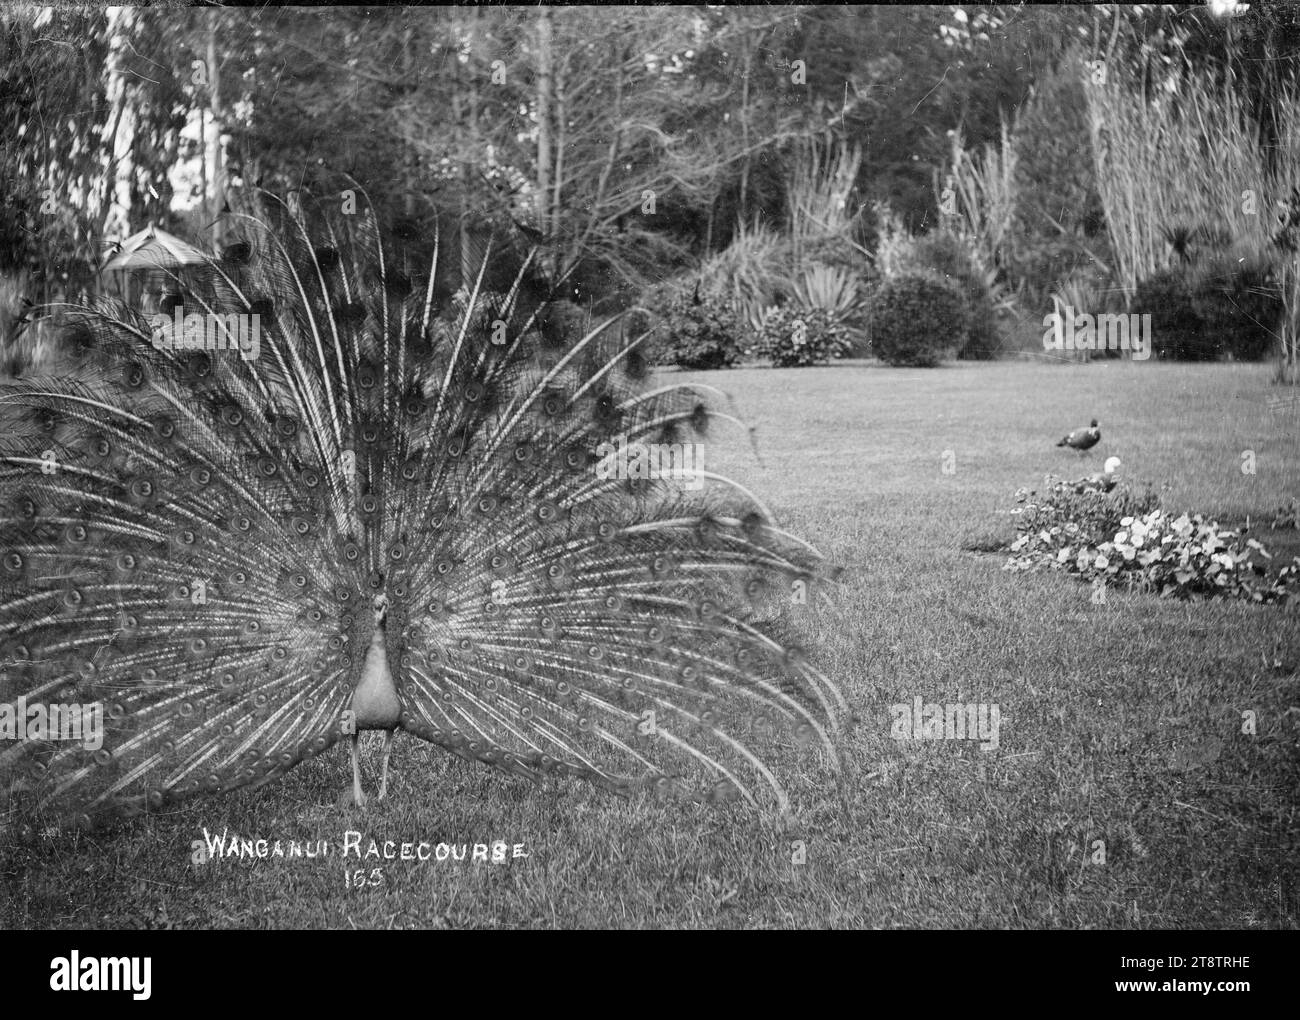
(0, 192), (847, 832)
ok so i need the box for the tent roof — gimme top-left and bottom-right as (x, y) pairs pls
(102, 224), (209, 272)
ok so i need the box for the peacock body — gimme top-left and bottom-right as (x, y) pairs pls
(0, 194), (845, 832)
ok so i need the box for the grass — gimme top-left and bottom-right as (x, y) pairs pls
(2, 359), (1298, 929)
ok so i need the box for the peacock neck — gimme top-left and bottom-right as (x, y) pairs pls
(350, 620), (401, 729)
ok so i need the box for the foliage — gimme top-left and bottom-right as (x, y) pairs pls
(934, 119), (1017, 303)
(1190, 252), (1284, 362)
(754, 305), (852, 368)
(1083, 53), (1299, 303)
(1003, 478), (1300, 604)
(0, 7), (186, 302)
(1273, 496), (1300, 531)
(1048, 267), (1128, 361)
(693, 220), (790, 335)
(786, 137), (866, 266)
(1134, 254), (1283, 362)
(1010, 47), (1113, 304)
(871, 201), (914, 279)
(1007, 476), (1164, 552)
(891, 230), (1004, 359)
(655, 286), (746, 370)
(1133, 269), (1218, 361)
(791, 263), (863, 321)
(866, 272), (968, 367)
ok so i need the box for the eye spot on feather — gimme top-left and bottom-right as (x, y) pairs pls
(222, 241), (251, 265)
(336, 302), (366, 327)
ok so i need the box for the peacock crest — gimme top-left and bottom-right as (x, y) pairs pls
(0, 189), (847, 833)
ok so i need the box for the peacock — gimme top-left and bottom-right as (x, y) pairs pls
(0, 191), (847, 834)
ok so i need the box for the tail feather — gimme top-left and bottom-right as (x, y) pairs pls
(0, 186), (847, 830)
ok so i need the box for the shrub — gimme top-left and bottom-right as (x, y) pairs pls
(867, 272), (968, 367)
(1133, 248), (1283, 363)
(694, 221), (789, 334)
(1010, 232), (1107, 311)
(656, 286), (746, 370)
(1048, 267), (1128, 360)
(893, 231), (1003, 359)
(791, 262), (863, 323)
(1007, 476), (1163, 554)
(786, 261), (868, 355)
(754, 305), (852, 368)
(1133, 269), (1217, 361)
(1189, 253), (1283, 361)
(796, 234), (870, 280)
(1003, 477), (1300, 604)
(1272, 496), (1300, 531)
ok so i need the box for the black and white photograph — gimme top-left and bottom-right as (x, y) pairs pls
(0, 0), (1295, 961)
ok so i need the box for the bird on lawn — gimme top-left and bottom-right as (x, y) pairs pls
(1057, 418), (1101, 453)
(0, 187), (846, 833)
(1070, 456), (1122, 494)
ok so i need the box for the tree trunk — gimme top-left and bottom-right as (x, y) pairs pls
(737, 36), (753, 221)
(1278, 265), (1300, 385)
(535, 8), (554, 276)
(401, 22), (415, 219)
(552, 55), (566, 265)
(208, 19), (224, 245)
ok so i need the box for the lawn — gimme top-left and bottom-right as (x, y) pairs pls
(2, 359), (1297, 929)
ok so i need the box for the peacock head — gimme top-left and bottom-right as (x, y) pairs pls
(1090, 419), (1100, 428)
(1104, 456), (1122, 475)
(373, 592), (388, 625)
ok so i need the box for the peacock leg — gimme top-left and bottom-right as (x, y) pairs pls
(376, 729), (395, 801)
(350, 733), (367, 808)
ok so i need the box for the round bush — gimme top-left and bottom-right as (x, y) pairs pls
(754, 305), (852, 367)
(895, 232), (1002, 359)
(657, 287), (746, 370)
(867, 272), (969, 367)
(1190, 254), (1282, 361)
(1133, 269), (1216, 361)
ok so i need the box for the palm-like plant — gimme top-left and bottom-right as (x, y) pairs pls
(694, 219), (789, 336)
(792, 263), (863, 321)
